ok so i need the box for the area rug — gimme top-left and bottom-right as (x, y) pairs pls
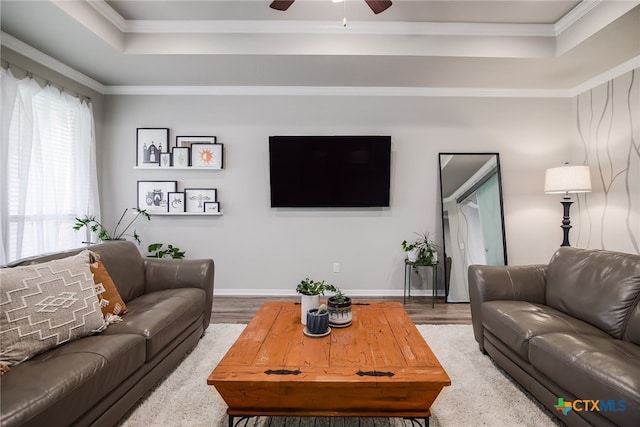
(117, 324), (561, 427)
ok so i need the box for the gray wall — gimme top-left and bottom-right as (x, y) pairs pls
(102, 94), (571, 295)
(9, 40), (635, 295)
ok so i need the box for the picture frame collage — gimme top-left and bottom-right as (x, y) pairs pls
(137, 181), (220, 214)
(136, 128), (224, 169)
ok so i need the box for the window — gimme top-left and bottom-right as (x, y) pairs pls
(1, 68), (100, 264)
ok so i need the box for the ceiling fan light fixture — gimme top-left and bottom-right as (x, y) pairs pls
(269, 1), (295, 11)
(365, 1), (393, 14)
(270, 0), (392, 14)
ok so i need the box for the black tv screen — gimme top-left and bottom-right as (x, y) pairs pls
(269, 135), (391, 208)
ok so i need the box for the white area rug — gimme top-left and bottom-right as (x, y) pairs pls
(118, 324), (561, 427)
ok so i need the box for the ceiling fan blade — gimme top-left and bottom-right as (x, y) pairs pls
(364, 0), (392, 14)
(270, 1), (295, 11)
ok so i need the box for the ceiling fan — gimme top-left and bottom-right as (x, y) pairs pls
(270, 1), (392, 15)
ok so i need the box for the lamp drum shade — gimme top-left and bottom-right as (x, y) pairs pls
(544, 165), (592, 194)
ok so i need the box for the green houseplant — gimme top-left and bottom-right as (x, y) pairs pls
(147, 243), (186, 259)
(295, 278), (337, 296)
(296, 278), (336, 326)
(73, 208), (150, 244)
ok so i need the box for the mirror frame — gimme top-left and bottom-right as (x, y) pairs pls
(438, 152), (508, 302)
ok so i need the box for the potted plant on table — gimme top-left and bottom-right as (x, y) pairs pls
(306, 304), (330, 335)
(327, 288), (352, 328)
(296, 277), (336, 326)
(402, 231), (438, 272)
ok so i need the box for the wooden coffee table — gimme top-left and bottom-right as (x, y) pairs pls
(207, 301), (450, 425)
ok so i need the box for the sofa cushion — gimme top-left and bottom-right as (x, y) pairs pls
(102, 288), (206, 361)
(546, 247), (640, 339)
(623, 302), (640, 346)
(0, 250), (106, 367)
(481, 300), (610, 361)
(0, 333), (145, 427)
(89, 256), (128, 321)
(529, 332), (640, 426)
(90, 241), (146, 303)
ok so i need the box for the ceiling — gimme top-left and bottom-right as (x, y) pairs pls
(1, 0), (639, 95)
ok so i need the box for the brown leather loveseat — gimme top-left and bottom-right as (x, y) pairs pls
(469, 247), (640, 426)
(0, 241), (214, 427)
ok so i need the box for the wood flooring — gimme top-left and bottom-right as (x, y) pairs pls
(211, 296), (471, 324)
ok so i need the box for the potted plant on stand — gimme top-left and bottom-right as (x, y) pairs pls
(296, 278), (336, 325)
(327, 288), (352, 328)
(401, 231), (438, 271)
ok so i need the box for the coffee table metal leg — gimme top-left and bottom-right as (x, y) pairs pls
(403, 417), (429, 426)
(228, 415), (255, 427)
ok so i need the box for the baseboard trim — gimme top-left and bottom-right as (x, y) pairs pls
(213, 289), (447, 297)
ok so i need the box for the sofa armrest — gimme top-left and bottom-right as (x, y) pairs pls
(468, 264), (547, 352)
(143, 258), (215, 330)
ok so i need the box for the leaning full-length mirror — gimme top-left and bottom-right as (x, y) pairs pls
(439, 153), (508, 302)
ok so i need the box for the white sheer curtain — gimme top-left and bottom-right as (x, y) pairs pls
(0, 68), (100, 264)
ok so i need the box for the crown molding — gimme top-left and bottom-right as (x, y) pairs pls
(82, 0), (607, 38)
(554, 0), (602, 35)
(4, 31), (637, 99)
(569, 54), (640, 96)
(103, 85), (572, 98)
(124, 19), (555, 37)
(0, 32), (106, 94)
(86, 0), (126, 32)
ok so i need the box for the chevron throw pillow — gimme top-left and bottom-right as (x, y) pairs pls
(0, 250), (107, 368)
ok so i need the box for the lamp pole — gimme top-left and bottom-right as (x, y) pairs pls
(560, 194), (572, 246)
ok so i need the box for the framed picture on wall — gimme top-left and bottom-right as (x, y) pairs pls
(136, 128), (169, 167)
(172, 147), (190, 167)
(184, 188), (217, 213)
(137, 180), (177, 213)
(159, 152), (172, 167)
(203, 201), (220, 214)
(175, 135), (216, 149)
(167, 192), (185, 213)
(190, 143), (223, 169)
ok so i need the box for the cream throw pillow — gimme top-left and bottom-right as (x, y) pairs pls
(0, 250), (106, 368)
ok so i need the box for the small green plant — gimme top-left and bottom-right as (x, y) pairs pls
(296, 277), (337, 296)
(329, 288), (349, 304)
(73, 208), (150, 244)
(147, 243), (186, 259)
(316, 304), (328, 315)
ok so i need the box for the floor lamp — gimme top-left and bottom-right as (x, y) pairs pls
(544, 164), (592, 247)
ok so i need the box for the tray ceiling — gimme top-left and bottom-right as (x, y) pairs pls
(1, 0), (639, 94)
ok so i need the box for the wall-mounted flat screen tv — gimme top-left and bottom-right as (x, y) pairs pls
(269, 135), (391, 208)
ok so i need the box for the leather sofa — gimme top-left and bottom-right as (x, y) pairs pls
(0, 241), (214, 427)
(469, 247), (640, 427)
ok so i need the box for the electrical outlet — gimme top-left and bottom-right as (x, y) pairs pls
(333, 262), (341, 273)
